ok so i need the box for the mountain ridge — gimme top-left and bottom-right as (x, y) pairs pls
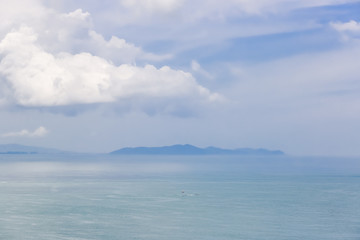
(0, 144), (70, 154)
(0, 144), (285, 155)
(110, 144), (284, 155)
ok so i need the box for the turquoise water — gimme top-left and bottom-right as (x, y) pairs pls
(1, 155), (360, 239)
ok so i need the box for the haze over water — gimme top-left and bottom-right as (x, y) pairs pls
(1, 154), (360, 240)
(1, 1), (360, 239)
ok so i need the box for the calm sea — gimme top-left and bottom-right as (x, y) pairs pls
(0, 154), (360, 239)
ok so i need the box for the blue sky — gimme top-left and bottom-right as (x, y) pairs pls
(0, 0), (360, 156)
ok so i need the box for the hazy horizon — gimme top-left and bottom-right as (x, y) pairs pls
(1, 1), (360, 156)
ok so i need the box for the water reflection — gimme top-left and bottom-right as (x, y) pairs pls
(0, 154), (360, 178)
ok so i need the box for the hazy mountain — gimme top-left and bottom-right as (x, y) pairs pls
(0, 144), (68, 154)
(110, 144), (284, 155)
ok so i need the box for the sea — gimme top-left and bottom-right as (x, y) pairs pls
(0, 154), (360, 240)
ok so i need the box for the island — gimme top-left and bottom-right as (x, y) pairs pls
(0, 144), (67, 154)
(110, 144), (284, 155)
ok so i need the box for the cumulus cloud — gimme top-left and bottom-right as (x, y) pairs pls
(0, 0), (48, 35)
(0, 4), (172, 63)
(120, 0), (184, 14)
(0, 26), (220, 109)
(15, 7), (166, 63)
(1, 126), (48, 138)
(64, 8), (90, 20)
(331, 20), (360, 32)
(88, 30), (172, 65)
(191, 60), (213, 79)
(0, 3), (222, 115)
(330, 20), (360, 42)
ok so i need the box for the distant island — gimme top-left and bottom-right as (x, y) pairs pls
(0, 151), (37, 155)
(0, 143), (284, 156)
(110, 144), (284, 155)
(0, 144), (68, 154)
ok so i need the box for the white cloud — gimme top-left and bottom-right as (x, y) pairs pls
(191, 60), (201, 72)
(0, 0), (48, 35)
(191, 60), (213, 79)
(1, 126), (48, 138)
(0, 5), (171, 63)
(331, 20), (360, 32)
(0, 3), (222, 115)
(0, 26), (220, 109)
(88, 30), (172, 65)
(64, 8), (90, 20)
(330, 20), (360, 42)
(120, 0), (184, 14)
(88, 30), (142, 64)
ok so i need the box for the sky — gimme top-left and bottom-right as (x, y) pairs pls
(0, 0), (360, 156)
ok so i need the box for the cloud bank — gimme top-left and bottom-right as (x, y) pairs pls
(331, 20), (360, 41)
(331, 20), (360, 33)
(1, 126), (48, 138)
(0, 26), (219, 108)
(0, 4), (221, 115)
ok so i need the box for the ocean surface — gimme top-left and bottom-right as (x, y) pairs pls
(0, 154), (360, 240)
